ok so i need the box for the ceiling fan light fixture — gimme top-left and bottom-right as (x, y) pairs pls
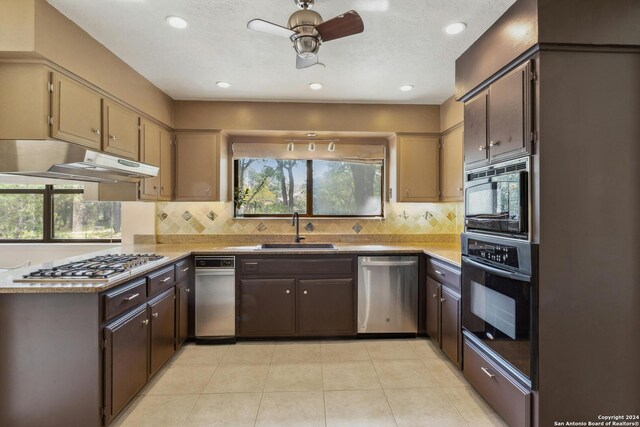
(216, 81), (231, 88)
(294, 36), (320, 58)
(309, 83), (323, 90)
(445, 22), (467, 35)
(400, 85), (414, 92)
(165, 16), (189, 29)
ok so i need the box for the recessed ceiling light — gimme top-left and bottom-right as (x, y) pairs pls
(399, 85), (414, 92)
(216, 81), (231, 88)
(445, 22), (466, 35)
(166, 16), (189, 29)
(309, 83), (323, 91)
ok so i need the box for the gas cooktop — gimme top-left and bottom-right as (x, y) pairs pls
(16, 254), (165, 283)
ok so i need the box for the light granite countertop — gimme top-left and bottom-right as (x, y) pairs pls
(0, 243), (460, 294)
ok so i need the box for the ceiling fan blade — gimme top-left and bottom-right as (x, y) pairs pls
(296, 54), (319, 69)
(247, 19), (296, 38)
(315, 10), (364, 42)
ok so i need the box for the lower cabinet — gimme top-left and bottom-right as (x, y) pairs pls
(440, 286), (461, 364)
(103, 306), (149, 425)
(297, 278), (354, 335)
(426, 278), (441, 341)
(239, 278), (296, 336)
(149, 289), (175, 376)
(175, 280), (190, 349)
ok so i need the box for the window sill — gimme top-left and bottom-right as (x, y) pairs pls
(233, 216), (385, 220)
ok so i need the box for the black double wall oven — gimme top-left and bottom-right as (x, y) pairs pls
(462, 158), (537, 389)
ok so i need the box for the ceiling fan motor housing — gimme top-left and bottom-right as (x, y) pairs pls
(288, 9), (323, 58)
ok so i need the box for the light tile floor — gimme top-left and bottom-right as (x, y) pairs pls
(113, 338), (506, 427)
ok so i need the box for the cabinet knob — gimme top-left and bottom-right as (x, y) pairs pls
(285, 289), (290, 294)
(432, 293), (437, 298)
(405, 189), (409, 195)
(109, 134), (117, 140)
(161, 186), (165, 191)
(489, 140), (499, 147)
(440, 298), (445, 303)
(142, 319), (149, 325)
(458, 187), (463, 192)
(153, 186), (157, 190)
(478, 145), (486, 151)
(303, 290), (308, 295)
(186, 288), (191, 293)
(152, 313), (159, 318)
(92, 128), (100, 135)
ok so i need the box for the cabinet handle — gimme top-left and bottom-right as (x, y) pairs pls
(435, 270), (445, 276)
(185, 288), (191, 293)
(181, 267), (190, 272)
(478, 145), (486, 151)
(205, 188), (211, 194)
(303, 290), (308, 295)
(123, 293), (139, 302)
(161, 186), (165, 191)
(458, 187), (463, 192)
(160, 276), (172, 283)
(405, 188), (409, 196)
(481, 367), (495, 378)
(142, 319), (149, 325)
(440, 298), (445, 303)
(109, 134), (117, 140)
(489, 140), (499, 147)
(285, 289), (290, 294)
(432, 293), (437, 298)
(92, 128), (101, 135)
(152, 313), (159, 318)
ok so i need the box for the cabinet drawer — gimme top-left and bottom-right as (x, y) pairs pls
(426, 258), (460, 292)
(103, 279), (147, 321)
(175, 259), (190, 283)
(463, 340), (531, 427)
(147, 266), (175, 297)
(240, 257), (354, 276)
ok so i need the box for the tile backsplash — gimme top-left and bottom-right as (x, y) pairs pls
(155, 202), (464, 236)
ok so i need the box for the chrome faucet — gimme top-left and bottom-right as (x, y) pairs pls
(292, 211), (305, 243)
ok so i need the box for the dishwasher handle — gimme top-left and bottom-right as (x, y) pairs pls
(360, 260), (418, 267)
(195, 269), (236, 276)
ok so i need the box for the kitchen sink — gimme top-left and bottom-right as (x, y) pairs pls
(258, 243), (337, 250)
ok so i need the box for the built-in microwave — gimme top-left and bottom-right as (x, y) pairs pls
(464, 158), (529, 239)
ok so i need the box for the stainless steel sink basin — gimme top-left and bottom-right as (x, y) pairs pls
(258, 243), (337, 250)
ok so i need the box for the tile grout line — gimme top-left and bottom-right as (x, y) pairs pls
(180, 345), (225, 427)
(253, 343), (275, 426)
(366, 342), (400, 427)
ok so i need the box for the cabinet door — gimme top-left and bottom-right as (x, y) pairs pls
(139, 119), (160, 200)
(239, 279), (295, 336)
(297, 278), (355, 336)
(440, 286), (461, 366)
(103, 306), (148, 424)
(175, 280), (190, 349)
(159, 129), (173, 200)
(441, 126), (464, 201)
(397, 134), (440, 202)
(103, 100), (140, 160)
(175, 133), (219, 200)
(464, 92), (489, 169)
(51, 73), (102, 150)
(149, 289), (175, 376)
(426, 277), (441, 344)
(488, 61), (530, 162)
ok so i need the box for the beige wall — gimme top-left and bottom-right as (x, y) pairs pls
(121, 202), (157, 244)
(440, 95), (464, 132)
(174, 101), (440, 133)
(0, 0), (174, 127)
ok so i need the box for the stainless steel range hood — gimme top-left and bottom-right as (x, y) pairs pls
(0, 140), (158, 183)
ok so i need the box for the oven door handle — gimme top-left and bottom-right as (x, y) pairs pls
(463, 257), (531, 282)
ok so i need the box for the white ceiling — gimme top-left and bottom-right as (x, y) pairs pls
(47, 0), (515, 104)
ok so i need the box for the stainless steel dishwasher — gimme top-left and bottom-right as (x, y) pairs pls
(195, 256), (236, 339)
(358, 256), (419, 333)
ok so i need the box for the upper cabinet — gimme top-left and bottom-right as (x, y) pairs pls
(102, 100), (140, 160)
(140, 120), (173, 201)
(51, 73), (102, 150)
(441, 126), (464, 202)
(391, 134), (440, 202)
(175, 132), (229, 201)
(464, 61), (533, 169)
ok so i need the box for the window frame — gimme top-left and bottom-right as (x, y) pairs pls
(0, 185), (122, 243)
(233, 159), (385, 218)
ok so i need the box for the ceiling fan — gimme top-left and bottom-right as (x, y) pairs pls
(247, 0), (365, 69)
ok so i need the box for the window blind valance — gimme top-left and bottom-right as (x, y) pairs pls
(232, 141), (386, 161)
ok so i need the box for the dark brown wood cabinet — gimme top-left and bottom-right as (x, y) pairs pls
(464, 61), (532, 169)
(239, 278), (296, 336)
(297, 278), (354, 335)
(103, 305), (149, 425)
(425, 258), (462, 367)
(148, 289), (175, 376)
(175, 280), (190, 349)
